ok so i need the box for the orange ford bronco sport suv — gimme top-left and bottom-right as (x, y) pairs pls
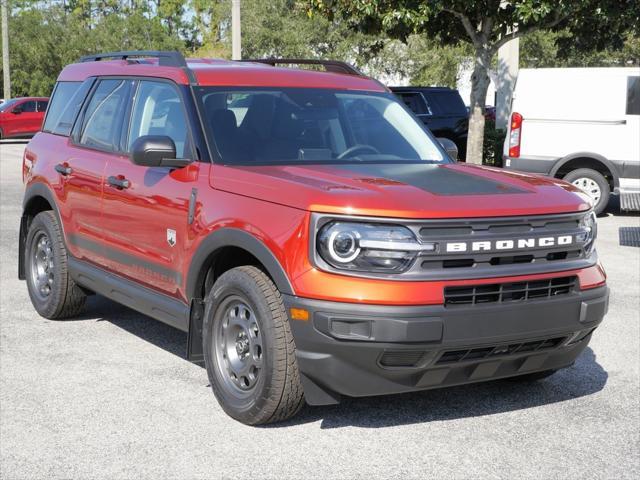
(19, 51), (608, 425)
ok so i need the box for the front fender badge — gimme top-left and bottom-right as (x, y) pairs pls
(167, 228), (176, 247)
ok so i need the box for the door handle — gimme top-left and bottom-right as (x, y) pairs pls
(54, 163), (72, 176)
(107, 175), (131, 189)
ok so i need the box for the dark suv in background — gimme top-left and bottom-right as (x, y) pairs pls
(391, 87), (468, 160)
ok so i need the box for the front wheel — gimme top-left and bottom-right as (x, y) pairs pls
(203, 266), (304, 425)
(563, 168), (610, 215)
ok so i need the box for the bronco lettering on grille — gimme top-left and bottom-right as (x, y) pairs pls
(446, 235), (574, 253)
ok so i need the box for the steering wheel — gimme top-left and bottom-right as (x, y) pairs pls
(337, 144), (380, 159)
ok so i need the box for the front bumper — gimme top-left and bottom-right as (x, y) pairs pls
(284, 285), (608, 405)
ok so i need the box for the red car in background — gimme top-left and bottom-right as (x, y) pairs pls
(0, 97), (49, 139)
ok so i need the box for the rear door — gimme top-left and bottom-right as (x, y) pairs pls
(63, 78), (133, 264)
(101, 79), (202, 298)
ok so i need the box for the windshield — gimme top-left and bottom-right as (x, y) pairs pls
(195, 87), (446, 165)
(0, 99), (19, 112)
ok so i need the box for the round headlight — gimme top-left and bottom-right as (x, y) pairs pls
(328, 229), (361, 263)
(317, 221), (421, 273)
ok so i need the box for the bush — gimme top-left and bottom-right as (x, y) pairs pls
(483, 119), (506, 167)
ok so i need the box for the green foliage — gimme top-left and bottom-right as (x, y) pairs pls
(522, 30), (640, 68)
(1, 1), (185, 97)
(482, 120), (505, 167)
(309, 0), (640, 164)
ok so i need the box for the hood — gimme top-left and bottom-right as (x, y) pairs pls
(211, 162), (591, 219)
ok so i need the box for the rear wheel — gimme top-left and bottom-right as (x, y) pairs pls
(203, 266), (304, 425)
(563, 168), (610, 215)
(25, 211), (86, 319)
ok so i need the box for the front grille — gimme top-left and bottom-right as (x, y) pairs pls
(435, 336), (566, 365)
(444, 276), (577, 306)
(414, 212), (592, 279)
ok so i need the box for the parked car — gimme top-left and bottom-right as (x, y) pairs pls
(503, 67), (640, 213)
(0, 97), (49, 139)
(20, 52), (607, 425)
(484, 105), (496, 122)
(391, 86), (468, 160)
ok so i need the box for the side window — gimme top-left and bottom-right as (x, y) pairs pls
(46, 80), (94, 136)
(397, 92), (430, 115)
(128, 80), (192, 158)
(37, 100), (49, 112)
(80, 79), (131, 151)
(43, 82), (80, 134)
(627, 76), (640, 115)
(19, 101), (37, 113)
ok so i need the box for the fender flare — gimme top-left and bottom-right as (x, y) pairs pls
(550, 152), (620, 188)
(186, 228), (295, 300)
(19, 182), (62, 280)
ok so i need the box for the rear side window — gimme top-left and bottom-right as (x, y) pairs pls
(37, 100), (48, 112)
(423, 91), (467, 116)
(627, 76), (640, 115)
(396, 92), (430, 115)
(20, 101), (37, 113)
(43, 80), (93, 136)
(79, 79), (132, 152)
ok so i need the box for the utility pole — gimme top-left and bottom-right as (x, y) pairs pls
(231, 0), (241, 60)
(1, 0), (10, 100)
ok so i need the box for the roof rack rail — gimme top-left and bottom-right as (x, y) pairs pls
(80, 50), (187, 67)
(241, 58), (364, 76)
(79, 50), (197, 84)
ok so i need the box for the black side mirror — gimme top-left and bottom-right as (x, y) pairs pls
(130, 135), (191, 168)
(437, 137), (459, 161)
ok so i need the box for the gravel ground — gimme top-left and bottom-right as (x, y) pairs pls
(1, 141), (639, 479)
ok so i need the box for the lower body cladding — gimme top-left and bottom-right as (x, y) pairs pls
(283, 285), (608, 405)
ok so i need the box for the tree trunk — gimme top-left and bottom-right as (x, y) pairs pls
(1, 0), (10, 100)
(465, 48), (492, 165)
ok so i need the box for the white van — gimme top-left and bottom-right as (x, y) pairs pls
(503, 67), (640, 213)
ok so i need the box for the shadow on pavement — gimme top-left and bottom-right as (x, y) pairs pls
(0, 139), (30, 145)
(81, 295), (607, 429)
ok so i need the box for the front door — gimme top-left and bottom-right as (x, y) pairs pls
(101, 79), (202, 299)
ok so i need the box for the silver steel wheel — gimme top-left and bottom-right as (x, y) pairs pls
(213, 297), (263, 396)
(572, 177), (602, 204)
(29, 232), (54, 301)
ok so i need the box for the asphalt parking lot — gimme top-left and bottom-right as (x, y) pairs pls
(1, 140), (639, 479)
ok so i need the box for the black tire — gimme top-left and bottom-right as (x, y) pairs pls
(563, 168), (610, 215)
(203, 266), (304, 425)
(25, 211), (86, 319)
(507, 369), (558, 382)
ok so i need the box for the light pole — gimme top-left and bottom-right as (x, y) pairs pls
(232, 0), (241, 60)
(1, 0), (10, 99)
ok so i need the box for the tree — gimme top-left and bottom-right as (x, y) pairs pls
(310, 1), (640, 164)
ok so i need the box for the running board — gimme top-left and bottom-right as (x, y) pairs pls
(68, 257), (190, 332)
(620, 191), (640, 211)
